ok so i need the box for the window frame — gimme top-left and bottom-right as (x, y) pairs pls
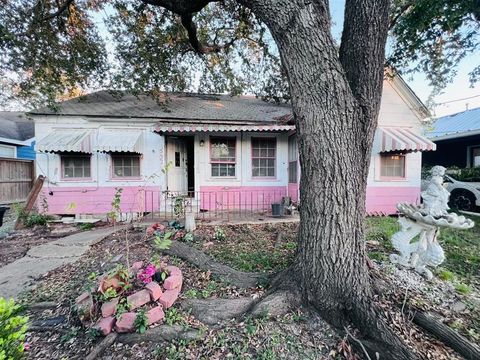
(111, 153), (142, 179)
(60, 153), (92, 180)
(379, 153), (407, 180)
(209, 136), (237, 178)
(251, 137), (277, 179)
(288, 135), (298, 184)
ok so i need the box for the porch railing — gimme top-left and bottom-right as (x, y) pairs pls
(144, 189), (290, 221)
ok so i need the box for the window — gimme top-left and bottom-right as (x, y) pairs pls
(471, 147), (480, 167)
(380, 154), (405, 178)
(252, 138), (276, 177)
(0, 144), (16, 158)
(112, 153), (140, 178)
(61, 154), (91, 178)
(288, 136), (297, 183)
(210, 137), (236, 177)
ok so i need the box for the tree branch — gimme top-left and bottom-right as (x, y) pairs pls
(389, 2), (414, 30)
(139, 0), (220, 15)
(180, 13), (237, 54)
(40, 0), (75, 21)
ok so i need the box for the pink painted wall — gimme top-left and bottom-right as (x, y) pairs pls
(42, 186), (161, 215)
(366, 186), (420, 215)
(287, 183), (299, 202)
(199, 186), (287, 211)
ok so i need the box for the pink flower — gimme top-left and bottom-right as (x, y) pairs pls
(137, 264), (157, 284)
(24, 343), (30, 351)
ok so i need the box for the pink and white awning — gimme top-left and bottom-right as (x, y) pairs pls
(154, 123), (295, 133)
(378, 127), (436, 153)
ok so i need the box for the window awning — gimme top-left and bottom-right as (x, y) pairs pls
(378, 127), (436, 153)
(37, 129), (92, 153)
(94, 129), (143, 153)
(154, 124), (295, 133)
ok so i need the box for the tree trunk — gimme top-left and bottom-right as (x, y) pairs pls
(244, 1), (416, 359)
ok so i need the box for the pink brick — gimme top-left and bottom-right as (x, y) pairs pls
(93, 316), (116, 336)
(166, 266), (182, 276)
(159, 289), (180, 309)
(145, 281), (163, 301)
(130, 261), (143, 274)
(127, 289), (151, 310)
(101, 297), (119, 318)
(115, 312), (137, 333)
(164, 275), (183, 290)
(75, 291), (94, 322)
(147, 306), (165, 325)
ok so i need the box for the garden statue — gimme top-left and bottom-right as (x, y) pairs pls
(390, 166), (474, 279)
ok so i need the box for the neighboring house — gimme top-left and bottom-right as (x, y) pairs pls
(0, 112), (36, 160)
(30, 76), (434, 217)
(423, 107), (480, 168)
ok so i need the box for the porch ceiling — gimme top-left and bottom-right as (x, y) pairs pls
(154, 123), (295, 133)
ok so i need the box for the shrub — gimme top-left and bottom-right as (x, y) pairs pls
(24, 213), (52, 227)
(0, 298), (29, 360)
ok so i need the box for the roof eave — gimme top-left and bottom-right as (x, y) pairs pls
(429, 129), (480, 142)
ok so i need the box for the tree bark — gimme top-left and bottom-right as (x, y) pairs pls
(240, 1), (416, 359)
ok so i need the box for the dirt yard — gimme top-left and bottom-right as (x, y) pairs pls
(13, 218), (480, 359)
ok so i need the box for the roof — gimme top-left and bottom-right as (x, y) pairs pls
(30, 91), (292, 124)
(426, 107), (480, 141)
(388, 71), (431, 120)
(0, 112), (35, 143)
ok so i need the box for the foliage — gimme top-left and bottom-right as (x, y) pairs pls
(172, 196), (186, 218)
(213, 227), (226, 241)
(455, 283), (472, 295)
(154, 231), (173, 250)
(107, 187), (123, 224)
(23, 212), (52, 227)
(446, 167), (480, 182)
(0, 298), (28, 360)
(0, 0), (285, 108)
(133, 309), (148, 334)
(78, 222), (94, 231)
(115, 298), (131, 319)
(389, 0), (479, 93)
(183, 232), (195, 243)
(100, 287), (118, 302)
(164, 308), (184, 326)
(437, 268), (455, 282)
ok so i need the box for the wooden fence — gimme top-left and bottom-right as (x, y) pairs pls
(0, 158), (35, 204)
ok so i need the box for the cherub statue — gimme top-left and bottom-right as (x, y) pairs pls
(421, 165), (450, 217)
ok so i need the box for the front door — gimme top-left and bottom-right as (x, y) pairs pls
(166, 137), (188, 193)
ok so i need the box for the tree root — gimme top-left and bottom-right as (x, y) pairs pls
(412, 310), (480, 360)
(86, 333), (118, 360)
(180, 297), (255, 325)
(164, 240), (265, 288)
(117, 325), (205, 345)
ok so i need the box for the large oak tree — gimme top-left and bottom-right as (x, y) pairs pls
(1, 1), (478, 358)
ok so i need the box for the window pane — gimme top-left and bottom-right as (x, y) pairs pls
(62, 155), (91, 178)
(112, 155), (141, 177)
(252, 138), (276, 177)
(380, 154), (405, 178)
(211, 138), (236, 162)
(289, 161), (297, 183)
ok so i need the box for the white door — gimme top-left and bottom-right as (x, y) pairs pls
(166, 138), (188, 193)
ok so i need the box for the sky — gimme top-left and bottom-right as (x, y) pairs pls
(329, 1), (480, 118)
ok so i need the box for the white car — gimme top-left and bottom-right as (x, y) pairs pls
(421, 175), (480, 212)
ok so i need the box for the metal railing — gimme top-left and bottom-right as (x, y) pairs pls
(144, 189), (289, 221)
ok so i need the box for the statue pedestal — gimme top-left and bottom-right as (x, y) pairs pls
(390, 202), (474, 280)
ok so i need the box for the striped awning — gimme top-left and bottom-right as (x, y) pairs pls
(154, 124), (295, 133)
(94, 129), (143, 153)
(378, 127), (436, 153)
(37, 129), (92, 153)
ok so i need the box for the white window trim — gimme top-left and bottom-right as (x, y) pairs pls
(0, 144), (17, 158)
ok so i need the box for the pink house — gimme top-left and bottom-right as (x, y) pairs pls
(31, 76), (434, 218)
